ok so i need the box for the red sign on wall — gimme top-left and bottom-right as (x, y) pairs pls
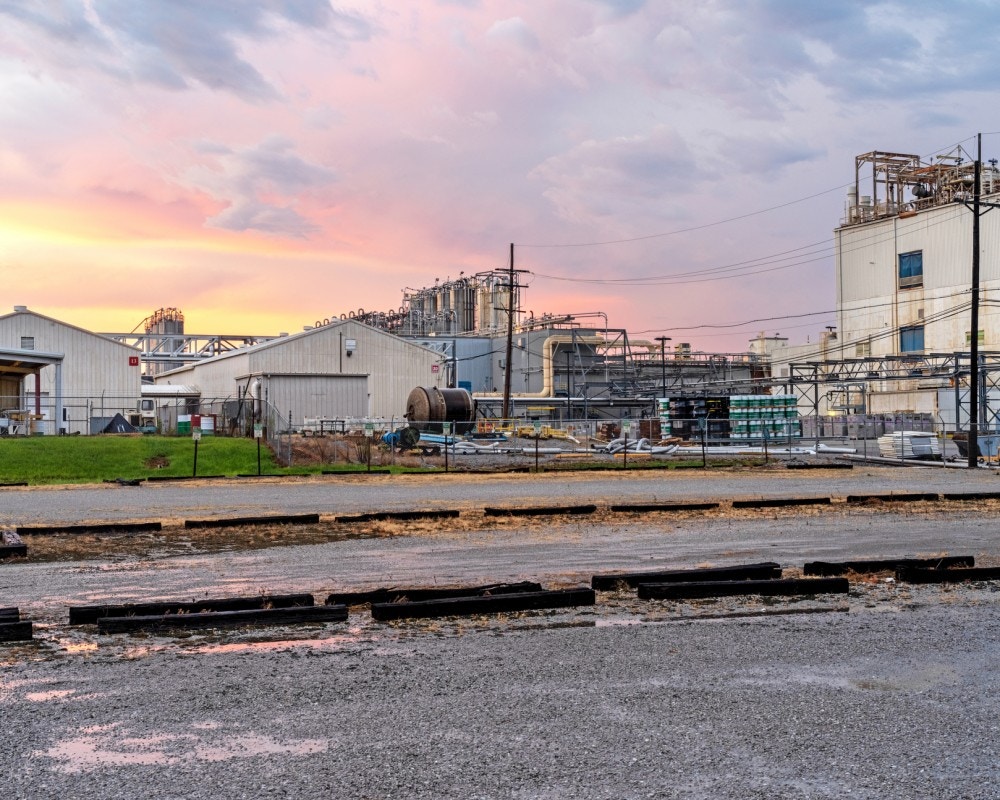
(431, 364), (440, 373)
(128, 356), (140, 366)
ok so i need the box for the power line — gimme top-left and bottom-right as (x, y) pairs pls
(529, 203), (969, 288)
(516, 186), (849, 249)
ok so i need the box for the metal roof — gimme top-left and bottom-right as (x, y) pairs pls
(0, 348), (63, 376)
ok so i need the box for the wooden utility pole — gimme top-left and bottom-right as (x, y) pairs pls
(969, 133), (982, 469)
(502, 243), (515, 420)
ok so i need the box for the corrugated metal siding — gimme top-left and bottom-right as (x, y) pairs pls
(157, 352), (251, 399)
(157, 321), (441, 420)
(249, 322), (440, 418)
(262, 375), (368, 422)
(0, 312), (141, 400)
(838, 221), (897, 303)
(838, 200), (1000, 357)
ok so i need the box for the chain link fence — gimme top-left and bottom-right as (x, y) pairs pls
(2, 392), (992, 465)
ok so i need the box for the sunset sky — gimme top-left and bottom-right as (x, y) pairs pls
(3, 1), (1000, 351)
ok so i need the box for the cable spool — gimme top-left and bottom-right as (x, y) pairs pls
(405, 387), (476, 433)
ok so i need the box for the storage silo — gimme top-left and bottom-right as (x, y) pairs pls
(145, 307), (185, 375)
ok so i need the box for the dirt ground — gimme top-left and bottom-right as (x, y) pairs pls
(285, 431), (732, 471)
(8, 494), (998, 564)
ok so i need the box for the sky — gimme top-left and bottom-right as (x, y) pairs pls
(2, 0), (1000, 352)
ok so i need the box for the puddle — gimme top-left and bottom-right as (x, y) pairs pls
(186, 632), (373, 655)
(58, 641), (99, 654)
(42, 729), (330, 772)
(24, 689), (76, 701)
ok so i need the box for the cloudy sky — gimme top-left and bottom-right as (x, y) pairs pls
(1, 0), (998, 350)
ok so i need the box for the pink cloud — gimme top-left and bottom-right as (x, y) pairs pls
(0, 1), (997, 351)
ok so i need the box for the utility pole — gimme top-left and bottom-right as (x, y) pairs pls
(502, 243), (515, 420)
(969, 133), (982, 468)
(954, 134), (1000, 467)
(654, 336), (671, 400)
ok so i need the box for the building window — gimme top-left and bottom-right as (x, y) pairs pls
(20, 336), (33, 350)
(898, 250), (923, 288)
(900, 325), (924, 353)
(855, 340), (871, 357)
(966, 329), (985, 346)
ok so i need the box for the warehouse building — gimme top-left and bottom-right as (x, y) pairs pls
(0, 306), (143, 435)
(153, 318), (445, 431)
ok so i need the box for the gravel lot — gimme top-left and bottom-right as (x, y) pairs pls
(4, 467), (1000, 799)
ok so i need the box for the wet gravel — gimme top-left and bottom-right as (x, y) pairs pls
(4, 471), (1000, 798)
(4, 599), (1000, 799)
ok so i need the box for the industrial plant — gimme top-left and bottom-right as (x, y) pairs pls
(4, 142), (1000, 459)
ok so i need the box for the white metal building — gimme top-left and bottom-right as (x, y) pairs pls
(832, 149), (1000, 418)
(0, 306), (143, 434)
(154, 319), (445, 426)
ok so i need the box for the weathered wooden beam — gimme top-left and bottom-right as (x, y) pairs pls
(371, 588), (596, 621)
(17, 521), (162, 536)
(0, 621), (33, 641)
(896, 566), (1000, 584)
(483, 504), (597, 517)
(70, 593), (315, 625)
(942, 491), (1000, 501)
(804, 556), (974, 576)
(0, 544), (27, 559)
(592, 562), (782, 591)
(732, 497), (831, 509)
(637, 577), (849, 600)
(184, 513), (320, 529)
(326, 581), (544, 606)
(846, 493), (939, 504)
(97, 604), (347, 634)
(335, 509), (460, 523)
(608, 502), (720, 513)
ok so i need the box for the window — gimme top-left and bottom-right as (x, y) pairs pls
(966, 329), (985, 346)
(900, 325), (924, 353)
(855, 340), (871, 357)
(898, 250), (923, 288)
(19, 336), (33, 350)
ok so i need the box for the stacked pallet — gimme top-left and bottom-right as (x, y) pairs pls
(876, 431), (941, 459)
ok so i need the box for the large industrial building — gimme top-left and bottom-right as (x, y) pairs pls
(152, 319), (444, 432)
(768, 147), (1000, 433)
(325, 272), (769, 425)
(19, 146), (1000, 441)
(0, 306), (143, 435)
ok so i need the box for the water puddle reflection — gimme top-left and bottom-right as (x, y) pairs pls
(43, 728), (330, 772)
